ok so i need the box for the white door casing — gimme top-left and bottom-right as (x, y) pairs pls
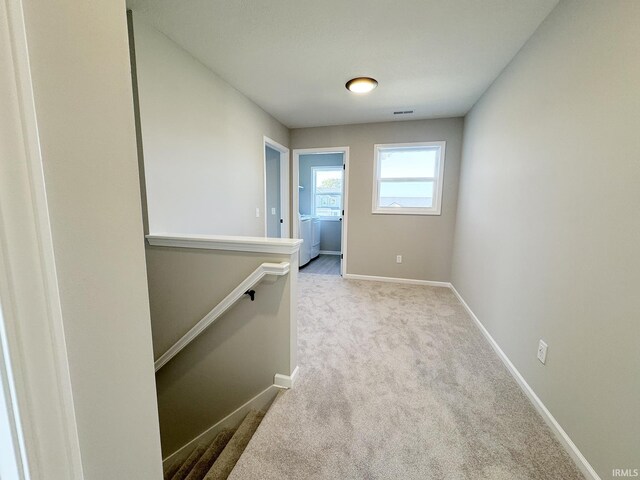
(0, 0), (84, 477)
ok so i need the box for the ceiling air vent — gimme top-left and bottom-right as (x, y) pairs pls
(393, 110), (414, 115)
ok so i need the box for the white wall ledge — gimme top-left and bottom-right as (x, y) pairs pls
(146, 233), (302, 255)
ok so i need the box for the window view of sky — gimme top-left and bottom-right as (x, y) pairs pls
(315, 169), (342, 189)
(380, 181), (433, 198)
(377, 146), (439, 207)
(379, 147), (437, 179)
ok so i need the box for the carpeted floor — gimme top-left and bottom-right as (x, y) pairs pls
(229, 275), (584, 480)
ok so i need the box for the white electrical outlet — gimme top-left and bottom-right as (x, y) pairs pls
(396, 255), (402, 264)
(255, 207), (260, 218)
(537, 340), (548, 364)
(271, 207), (276, 215)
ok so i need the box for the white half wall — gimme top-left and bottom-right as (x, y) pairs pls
(130, 14), (290, 236)
(451, 1), (640, 478)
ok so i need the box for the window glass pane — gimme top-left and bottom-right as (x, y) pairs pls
(379, 147), (437, 178)
(313, 168), (342, 217)
(378, 180), (434, 208)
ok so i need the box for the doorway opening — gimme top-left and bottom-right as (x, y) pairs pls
(293, 147), (349, 276)
(263, 137), (290, 238)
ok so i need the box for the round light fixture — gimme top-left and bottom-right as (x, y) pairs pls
(346, 77), (378, 94)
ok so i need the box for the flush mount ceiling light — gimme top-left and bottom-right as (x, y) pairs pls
(345, 77), (378, 94)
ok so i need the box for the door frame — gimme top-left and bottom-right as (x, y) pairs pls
(263, 136), (290, 238)
(0, 0), (84, 477)
(292, 146), (350, 275)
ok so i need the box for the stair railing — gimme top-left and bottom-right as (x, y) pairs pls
(154, 261), (290, 372)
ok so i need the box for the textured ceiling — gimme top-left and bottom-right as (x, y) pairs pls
(128, 0), (559, 128)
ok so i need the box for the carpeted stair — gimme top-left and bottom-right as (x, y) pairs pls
(163, 410), (266, 480)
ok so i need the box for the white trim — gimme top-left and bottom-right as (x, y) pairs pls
(342, 149), (350, 276)
(0, 0), (84, 478)
(449, 285), (601, 480)
(274, 366), (299, 389)
(155, 262), (290, 371)
(263, 136), (290, 239)
(319, 250), (341, 256)
(162, 384), (280, 469)
(372, 141), (446, 216)
(335, 272), (600, 478)
(0, 309), (25, 480)
(292, 146), (349, 276)
(343, 273), (451, 288)
(146, 233), (302, 255)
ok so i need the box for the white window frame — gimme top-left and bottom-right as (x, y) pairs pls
(372, 141), (446, 216)
(311, 165), (343, 221)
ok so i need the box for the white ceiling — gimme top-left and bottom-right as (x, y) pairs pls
(128, 0), (559, 128)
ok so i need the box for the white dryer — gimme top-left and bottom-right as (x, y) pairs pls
(298, 214), (312, 267)
(311, 218), (321, 259)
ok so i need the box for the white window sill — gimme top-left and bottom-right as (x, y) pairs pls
(372, 208), (441, 216)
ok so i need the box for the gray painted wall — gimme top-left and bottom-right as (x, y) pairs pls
(146, 246), (298, 456)
(22, 2), (163, 477)
(451, 1), (640, 477)
(292, 118), (463, 281)
(131, 15), (289, 236)
(265, 146), (281, 238)
(299, 153), (343, 252)
(319, 222), (342, 253)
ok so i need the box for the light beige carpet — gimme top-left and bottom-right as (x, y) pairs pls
(229, 274), (584, 479)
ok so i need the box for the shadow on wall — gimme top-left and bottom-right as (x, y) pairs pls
(154, 275), (286, 455)
(145, 246), (295, 456)
(265, 146), (281, 238)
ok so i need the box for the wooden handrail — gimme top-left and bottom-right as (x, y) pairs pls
(154, 261), (290, 372)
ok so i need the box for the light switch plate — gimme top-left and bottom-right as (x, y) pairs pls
(537, 340), (548, 364)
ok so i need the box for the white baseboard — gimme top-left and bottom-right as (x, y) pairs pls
(161, 274), (598, 479)
(343, 273), (450, 288)
(449, 285), (601, 480)
(162, 384), (280, 469)
(319, 250), (340, 256)
(274, 366), (299, 389)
